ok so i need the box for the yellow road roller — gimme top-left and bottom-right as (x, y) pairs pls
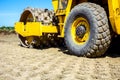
(15, 0), (120, 57)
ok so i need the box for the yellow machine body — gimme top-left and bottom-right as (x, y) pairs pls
(14, 0), (120, 57)
(15, 22), (58, 37)
(108, 0), (120, 34)
(15, 0), (120, 37)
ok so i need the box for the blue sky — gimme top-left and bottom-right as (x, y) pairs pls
(0, 0), (53, 27)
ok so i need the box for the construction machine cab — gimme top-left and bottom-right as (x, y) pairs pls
(59, 0), (68, 9)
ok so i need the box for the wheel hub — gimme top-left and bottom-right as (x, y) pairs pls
(76, 25), (86, 38)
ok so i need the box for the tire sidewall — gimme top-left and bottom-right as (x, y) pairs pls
(65, 5), (98, 56)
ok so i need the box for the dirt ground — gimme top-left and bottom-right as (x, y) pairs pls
(0, 34), (120, 80)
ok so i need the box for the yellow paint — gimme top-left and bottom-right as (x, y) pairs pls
(52, 0), (58, 12)
(41, 24), (58, 33)
(15, 22), (26, 36)
(108, 0), (120, 34)
(56, 0), (73, 37)
(71, 17), (90, 45)
(15, 22), (58, 37)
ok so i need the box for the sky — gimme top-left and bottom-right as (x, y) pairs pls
(0, 0), (53, 27)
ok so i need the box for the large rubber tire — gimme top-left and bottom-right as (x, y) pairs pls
(64, 2), (111, 57)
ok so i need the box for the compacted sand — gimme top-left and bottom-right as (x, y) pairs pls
(0, 34), (120, 80)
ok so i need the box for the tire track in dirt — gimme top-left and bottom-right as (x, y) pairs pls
(93, 59), (111, 80)
(0, 34), (120, 80)
(39, 55), (70, 80)
(109, 59), (120, 80)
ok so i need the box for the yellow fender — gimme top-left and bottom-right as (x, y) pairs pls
(108, 0), (120, 34)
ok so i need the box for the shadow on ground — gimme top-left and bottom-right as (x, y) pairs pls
(18, 35), (120, 58)
(105, 36), (120, 58)
(58, 36), (120, 58)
